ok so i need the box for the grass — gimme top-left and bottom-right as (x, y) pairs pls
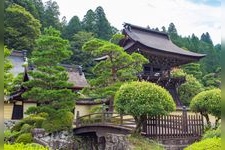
(127, 135), (164, 150)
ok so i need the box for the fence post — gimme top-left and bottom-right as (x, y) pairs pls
(182, 106), (188, 133)
(102, 109), (105, 124)
(142, 115), (147, 133)
(76, 111), (80, 127)
(120, 113), (123, 125)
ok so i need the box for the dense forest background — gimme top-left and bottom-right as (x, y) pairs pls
(4, 0), (221, 95)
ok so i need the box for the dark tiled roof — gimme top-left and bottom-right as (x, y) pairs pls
(8, 51), (89, 89)
(122, 23), (206, 58)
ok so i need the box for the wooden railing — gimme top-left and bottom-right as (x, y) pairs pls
(75, 107), (204, 140)
(143, 107), (204, 139)
(75, 111), (136, 129)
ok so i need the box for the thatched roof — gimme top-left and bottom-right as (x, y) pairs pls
(63, 64), (89, 88)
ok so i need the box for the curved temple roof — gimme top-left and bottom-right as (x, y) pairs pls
(121, 23), (206, 59)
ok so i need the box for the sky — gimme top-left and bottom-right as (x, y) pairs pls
(42, 0), (221, 44)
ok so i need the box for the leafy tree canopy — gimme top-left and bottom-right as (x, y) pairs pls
(4, 4), (41, 53)
(82, 35), (148, 98)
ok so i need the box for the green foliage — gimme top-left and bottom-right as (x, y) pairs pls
(62, 15), (82, 40)
(12, 121), (25, 132)
(202, 72), (221, 88)
(115, 81), (175, 116)
(171, 68), (204, 106)
(4, 143), (49, 150)
(82, 37), (148, 98)
(94, 6), (114, 40)
(184, 138), (221, 150)
(12, 114), (46, 133)
(190, 89), (221, 126)
(115, 81), (175, 134)
(42, 0), (61, 30)
(202, 125), (221, 139)
(4, 4), (41, 52)
(22, 27), (76, 118)
(20, 124), (32, 133)
(182, 63), (203, 80)
(15, 133), (33, 144)
(4, 46), (14, 96)
(81, 7), (118, 40)
(4, 130), (20, 143)
(42, 109), (74, 132)
(171, 68), (186, 77)
(127, 135), (164, 150)
(178, 74), (204, 106)
(64, 31), (95, 79)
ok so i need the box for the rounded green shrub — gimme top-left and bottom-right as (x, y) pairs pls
(15, 133), (33, 144)
(115, 81), (175, 116)
(20, 124), (32, 133)
(115, 81), (175, 134)
(184, 138), (221, 150)
(190, 89), (221, 125)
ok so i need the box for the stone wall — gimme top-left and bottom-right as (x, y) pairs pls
(105, 133), (129, 150)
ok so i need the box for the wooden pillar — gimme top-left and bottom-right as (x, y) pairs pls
(76, 111), (80, 127)
(182, 106), (188, 133)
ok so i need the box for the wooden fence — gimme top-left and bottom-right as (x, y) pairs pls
(143, 107), (204, 139)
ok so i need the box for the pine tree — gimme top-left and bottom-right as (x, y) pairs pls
(94, 6), (113, 40)
(201, 32), (213, 45)
(82, 9), (97, 34)
(62, 16), (82, 40)
(22, 27), (76, 132)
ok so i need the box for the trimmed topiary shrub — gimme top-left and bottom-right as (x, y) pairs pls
(20, 124), (32, 133)
(115, 81), (175, 134)
(184, 138), (221, 150)
(190, 89), (221, 127)
(15, 133), (33, 144)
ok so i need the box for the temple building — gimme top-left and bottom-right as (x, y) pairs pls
(4, 50), (89, 120)
(119, 23), (206, 107)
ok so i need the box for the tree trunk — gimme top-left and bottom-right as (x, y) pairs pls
(133, 116), (145, 135)
(108, 96), (114, 112)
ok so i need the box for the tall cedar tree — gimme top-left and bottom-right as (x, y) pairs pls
(81, 9), (97, 35)
(82, 34), (148, 110)
(42, 0), (61, 31)
(65, 31), (95, 79)
(62, 16), (82, 40)
(4, 4), (41, 52)
(22, 27), (76, 111)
